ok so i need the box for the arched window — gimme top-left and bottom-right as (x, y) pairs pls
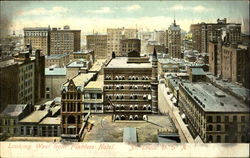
(68, 115), (75, 124)
(143, 115), (147, 121)
(134, 105), (138, 110)
(121, 105), (125, 110)
(121, 115), (125, 120)
(148, 105), (151, 110)
(115, 115), (120, 120)
(130, 105), (133, 110)
(129, 115), (133, 120)
(143, 105), (147, 110)
(134, 115), (139, 120)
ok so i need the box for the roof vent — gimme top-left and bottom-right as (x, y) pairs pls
(49, 68), (54, 71)
(220, 102), (224, 106)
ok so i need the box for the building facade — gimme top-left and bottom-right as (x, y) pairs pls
(190, 18), (241, 53)
(120, 39), (141, 56)
(103, 50), (158, 121)
(0, 104), (33, 137)
(45, 53), (70, 68)
(86, 34), (107, 59)
(50, 27), (81, 55)
(167, 20), (181, 58)
(61, 73), (95, 140)
(107, 28), (137, 57)
(178, 82), (249, 143)
(0, 49), (45, 112)
(24, 27), (50, 55)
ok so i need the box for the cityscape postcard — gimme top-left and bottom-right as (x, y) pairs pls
(0, 0), (249, 157)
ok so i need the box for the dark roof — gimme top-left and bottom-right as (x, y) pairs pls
(0, 104), (28, 117)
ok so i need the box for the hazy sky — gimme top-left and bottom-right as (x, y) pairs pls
(1, 1), (249, 35)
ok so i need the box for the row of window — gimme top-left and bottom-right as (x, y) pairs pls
(105, 76), (150, 80)
(62, 93), (81, 100)
(105, 85), (151, 90)
(105, 94), (151, 100)
(207, 115), (247, 123)
(61, 103), (81, 112)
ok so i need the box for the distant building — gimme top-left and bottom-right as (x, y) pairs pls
(158, 58), (180, 78)
(50, 27), (81, 54)
(61, 73), (95, 140)
(190, 18), (241, 53)
(45, 53), (70, 68)
(221, 44), (249, 88)
(45, 67), (67, 99)
(86, 34), (107, 59)
(0, 49), (45, 112)
(70, 50), (95, 65)
(154, 30), (166, 46)
(179, 82), (249, 143)
(103, 49), (158, 120)
(107, 28), (137, 57)
(0, 104), (33, 137)
(24, 27), (50, 55)
(83, 75), (104, 114)
(66, 59), (90, 80)
(167, 20), (181, 58)
(120, 39), (141, 56)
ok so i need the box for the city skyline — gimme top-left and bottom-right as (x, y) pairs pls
(1, 1), (249, 36)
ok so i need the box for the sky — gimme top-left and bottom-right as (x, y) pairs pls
(0, 1), (249, 36)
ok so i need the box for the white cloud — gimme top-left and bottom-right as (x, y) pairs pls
(171, 5), (185, 11)
(192, 5), (206, 12)
(86, 7), (113, 14)
(21, 6), (68, 16)
(124, 5), (141, 12)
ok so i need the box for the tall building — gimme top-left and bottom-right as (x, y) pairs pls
(86, 34), (107, 59)
(120, 39), (141, 56)
(179, 82), (249, 143)
(0, 48), (45, 112)
(191, 18), (241, 53)
(50, 26), (81, 54)
(24, 27), (50, 55)
(103, 49), (158, 120)
(221, 44), (249, 87)
(167, 20), (181, 58)
(61, 73), (95, 140)
(107, 28), (137, 57)
(154, 30), (166, 46)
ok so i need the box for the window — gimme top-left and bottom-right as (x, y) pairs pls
(233, 116), (237, 122)
(207, 116), (213, 123)
(225, 116), (229, 122)
(216, 116), (221, 123)
(217, 135), (221, 143)
(217, 125), (221, 131)
(46, 94), (50, 99)
(46, 87), (50, 91)
(208, 125), (213, 131)
(241, 116), (245, 122)
(68, 115), (75, 124)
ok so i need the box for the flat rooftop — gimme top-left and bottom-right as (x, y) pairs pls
(89, 59), (106, 72)
(85, 75), (104, 89)
(46, 54), (68, 59)
(73, 50), (93, 54)
(181, 82), (249, 112)
(63, 73), (95, 87)
(45, 68), (66, 76)
(66, 59), (88, 68)
(83, 114), (177, 143)
(0, 104), (28, 117)
(106, 57), (152, 69)
(19, 110), (48, 123)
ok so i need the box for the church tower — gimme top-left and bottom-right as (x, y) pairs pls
(151, 47), (158, 113)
